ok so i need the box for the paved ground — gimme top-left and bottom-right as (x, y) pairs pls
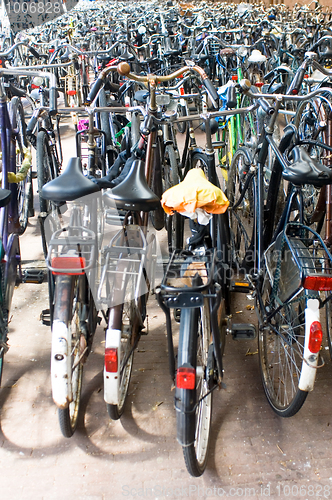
(1, 121), (332, 500)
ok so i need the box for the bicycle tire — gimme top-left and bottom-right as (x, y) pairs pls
(106, 259), (140, 420)
(227, 147), (255, 273)
(163, 144), (183, 252)
(0, 350), (3, 387)
(52, 275), (88, 437)
(176, 104), (187, 134)
(258, 239), (310, 417)
(176, 277), (212, 477)
(36, 130), (58, 216)
(9, 97), (32, 235)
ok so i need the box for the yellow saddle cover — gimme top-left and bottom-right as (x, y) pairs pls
(161, 168), (229, 215)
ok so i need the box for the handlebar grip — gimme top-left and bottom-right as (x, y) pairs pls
(290, 67), (306, 95)
(26, 114), (38, 135)
(226, 84), (237, 109)
(49, 86), (57, 116)
(28, 46), (41, 59)
(203, 77), (219, 107)
(257, 97), (274, 116)
(86, 76), (104, 104)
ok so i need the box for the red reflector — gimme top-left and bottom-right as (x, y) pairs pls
(255, 82), (264, 87)
(105, 348), (118, 372)
(180, 86), (185, 96)
(309, 321), (323, 353)
(67, 90), (77, 96)
(51, 256), (86, 275)
(231, 75), (238, 81)
(49, 49), (55, 53)
(176, 367), (195, 389)
(292, 89), (298, 95)
(304, 74), (309, 79)
(31, 84), (40, 89)
(303, 275), (332, 291)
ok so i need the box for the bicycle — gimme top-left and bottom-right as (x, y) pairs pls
(227, 80), (332, 417)
(0, 66), (56, 386)
(154, 96), (255, 478)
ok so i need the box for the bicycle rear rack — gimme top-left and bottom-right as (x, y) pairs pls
(156, 249), (222, 381)
(97, 225), (150, 314)
(46, 225), (97, 274)
(264, 223), (332, 316)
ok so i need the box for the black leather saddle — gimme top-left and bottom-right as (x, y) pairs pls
(41, 157), (100, 203)
(283, 146), (332, 188)
(118, 49), (135, 62)
(103, 159), (160, 212)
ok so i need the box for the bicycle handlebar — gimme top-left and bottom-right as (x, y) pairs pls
(116, 62), (219, 107)
(0, 42), (42, 59)
(0, 68), (57, 115)
(240, 78), (332, 103)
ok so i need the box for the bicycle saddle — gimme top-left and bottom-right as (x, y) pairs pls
(118, 49), (135, 62)
(283, 146), (332, 188)
(41, 157), (100, 203)
(103, 159), (160, 212)
(0, 188), (11, 208)
(219, 48), (235, 57)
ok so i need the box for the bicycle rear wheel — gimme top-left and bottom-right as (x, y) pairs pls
(258, 241), (309, 417)
(52, 275), (90, 437)
(106, 258), (141, 420)
(176, 277), (212, 477)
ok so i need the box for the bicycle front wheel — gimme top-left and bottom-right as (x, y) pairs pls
(36, 130), (58, 216)
(227, 147), (255, 273)
(9, 97), (32, 235)
(176, 292), (212, 477)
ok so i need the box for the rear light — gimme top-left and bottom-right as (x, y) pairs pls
(231, 75), (238, 81)
(67, 90), (77, 96)
(51, 256), (86, 275)
(292, 88), (298, 95)
(303, 275), (332, 291)
(176, 366), (195, 389)
(105, 348), (118, 372)
(308, 321), (323, 353)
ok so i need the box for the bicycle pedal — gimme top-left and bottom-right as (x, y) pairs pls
(231, 323), (256, 340)
(230, 280), (252, 293)
(40, 308), (51, 326)
(22, 269), (46, 284)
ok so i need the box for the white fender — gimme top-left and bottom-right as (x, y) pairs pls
(51, 320), (72, 409)
(299, 299), (320, 392)
(104, 328), (121, 405)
